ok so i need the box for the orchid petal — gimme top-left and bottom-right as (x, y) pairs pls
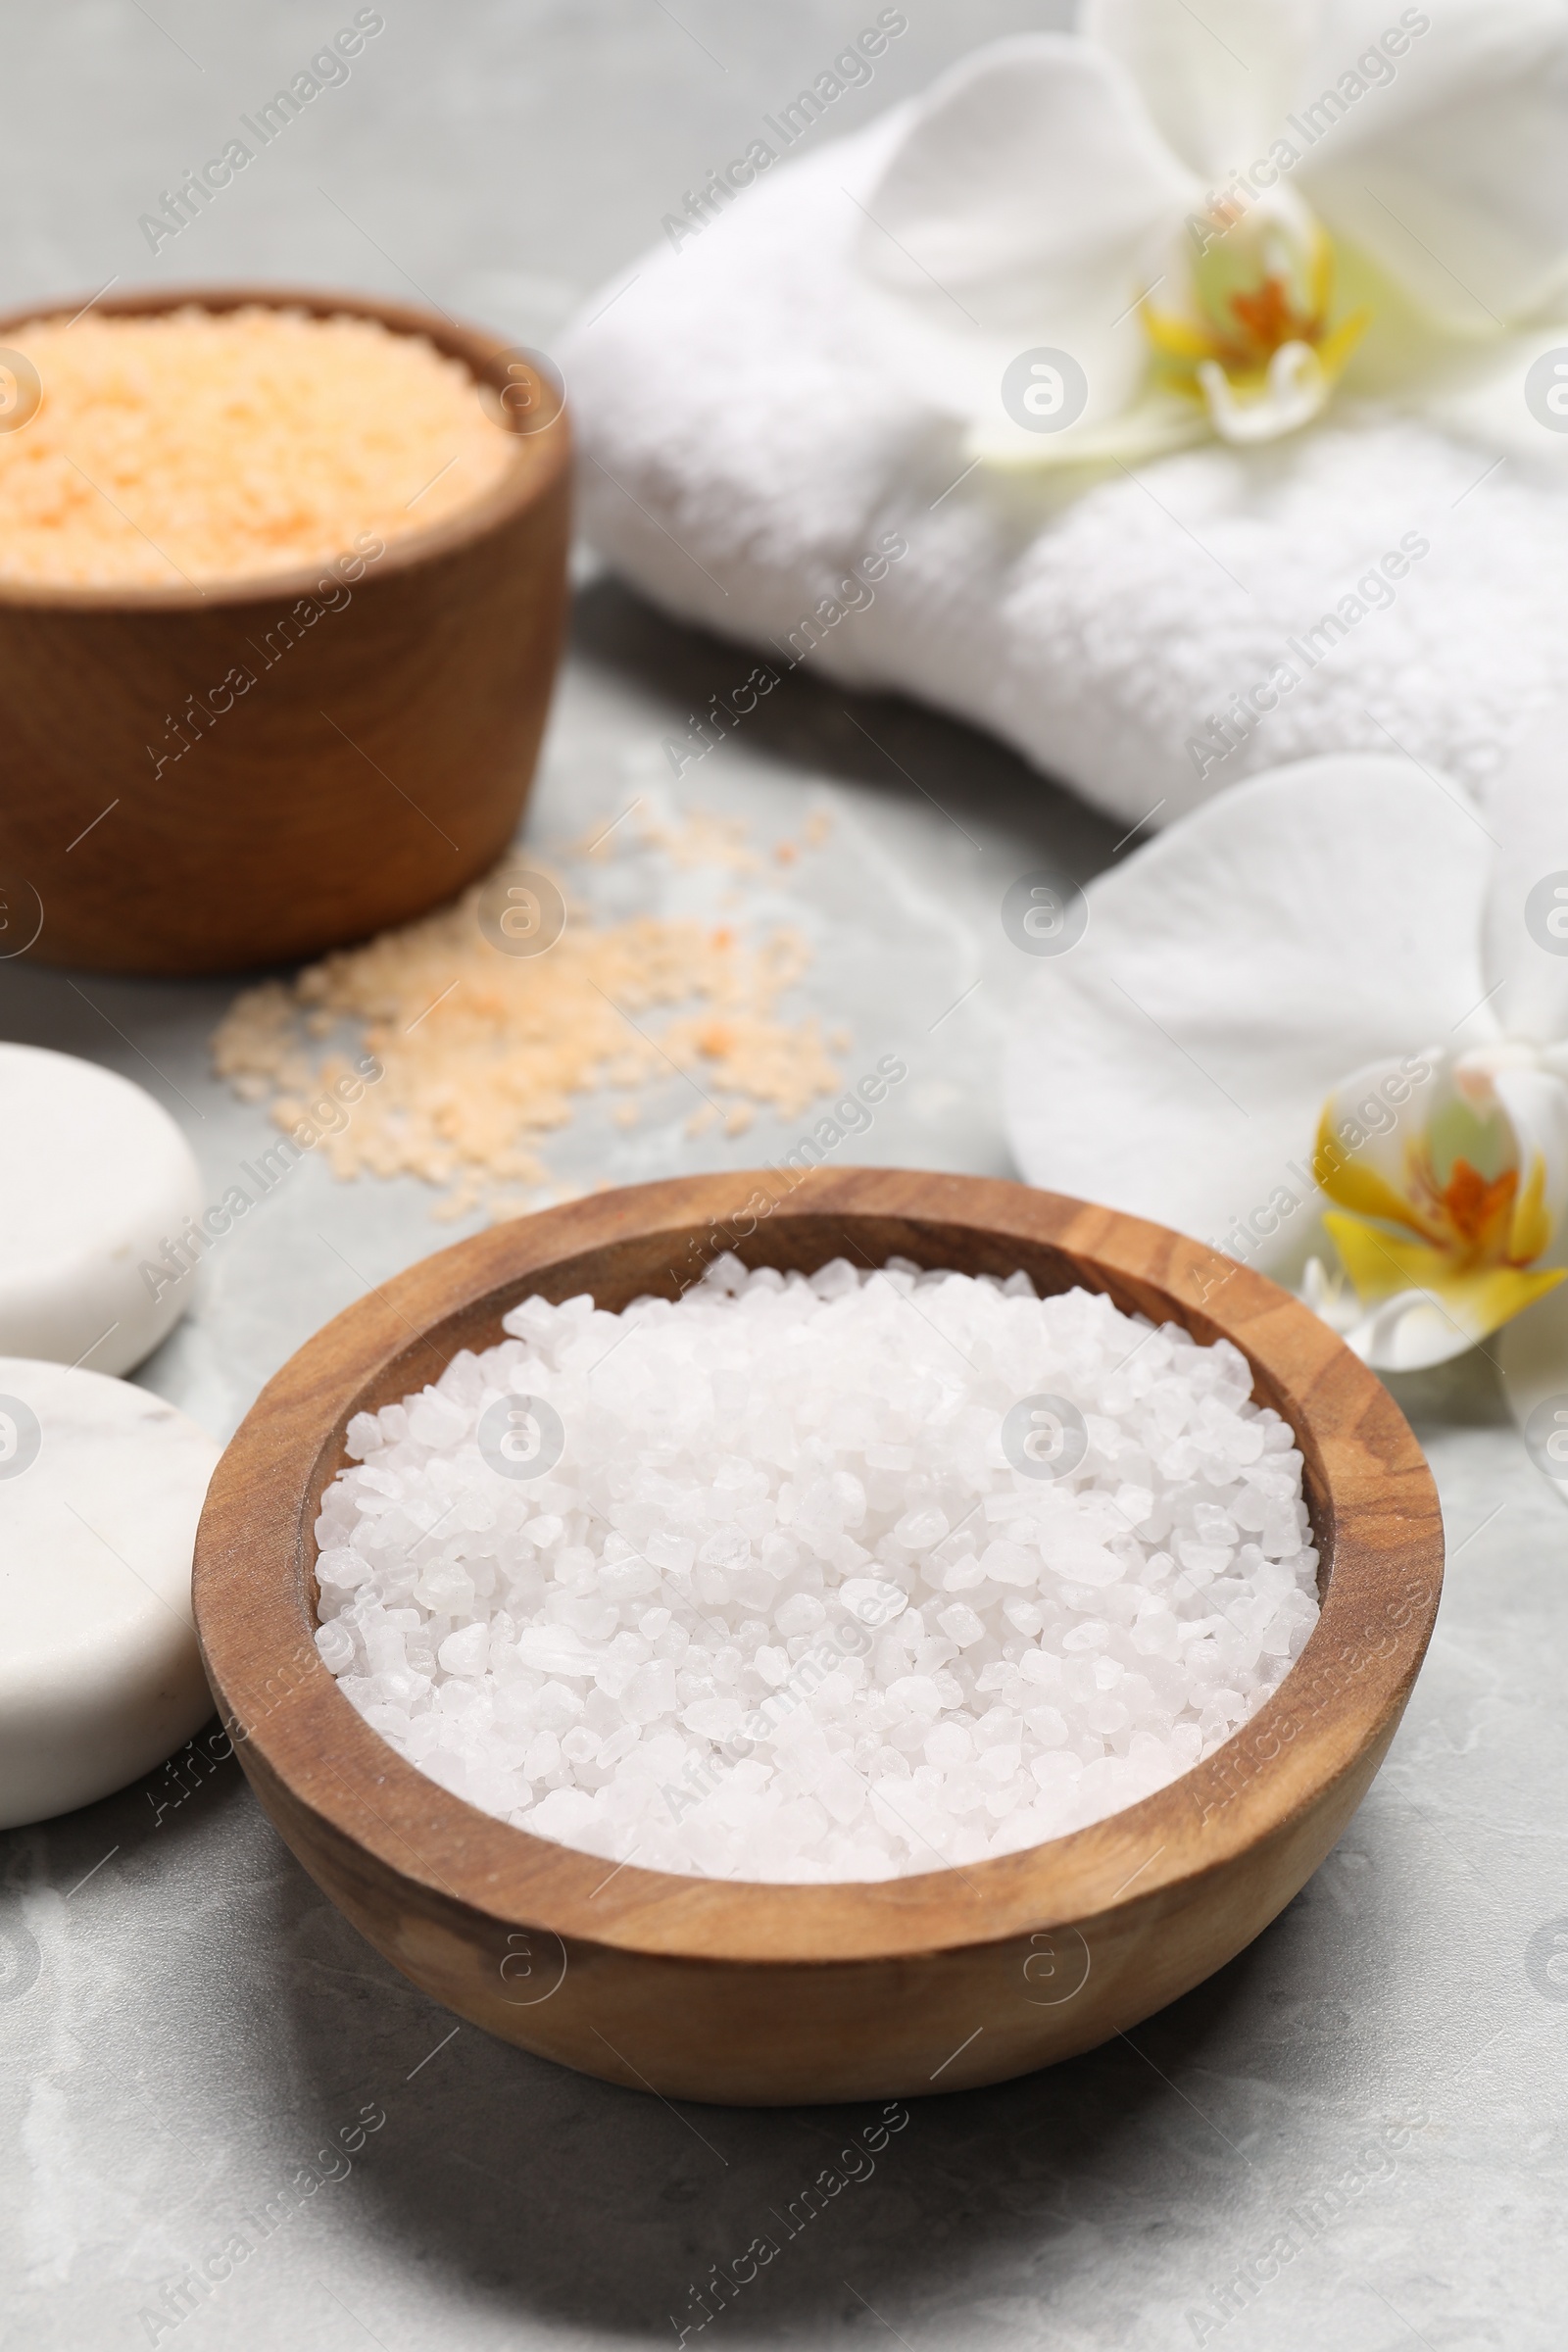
(1298, 0), (1568, 334)
(1342, 1264), (1566, 1372)
(1321, 1211), (1446, 1305)
(1312, 1051), (1451, 1238)
(1481, 697), (1568, 1046)
(1199, 339), (1333, 441)
(857, 36), (1196, 428)
(1497, 1272), (1568, 1499)
(1417, 325), (1568, 464)
(859, 37), (1195, 320)
(1085, 0), (1318, 181)
(1302, 1252), (1362, 1333)
(1322, 1208), (1567, 1341)
(1004, 755), (1485, 1265)
(966, 385), (1211, 469)
(1492, 1065), (1568, 1260)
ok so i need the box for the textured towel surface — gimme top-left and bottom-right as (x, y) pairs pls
(564, 107), (1568, 829)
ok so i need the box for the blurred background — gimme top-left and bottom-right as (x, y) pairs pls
(2, 3), (1069, 337)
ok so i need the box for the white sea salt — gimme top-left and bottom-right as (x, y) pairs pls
(314, 1258), (1320, 1882)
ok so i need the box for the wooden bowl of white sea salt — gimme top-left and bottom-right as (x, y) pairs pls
(192, 1168), (1443, 2106)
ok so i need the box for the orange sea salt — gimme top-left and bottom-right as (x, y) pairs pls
(213, 845), (843, 1222)
(0, 306), (514, 587)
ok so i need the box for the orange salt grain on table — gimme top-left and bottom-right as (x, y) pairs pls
(214, 857), (842, 1223)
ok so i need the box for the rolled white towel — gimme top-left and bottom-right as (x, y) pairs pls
(563, 30), (1568, 830)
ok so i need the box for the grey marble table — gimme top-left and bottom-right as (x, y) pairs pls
(4, 6), (1566, 2348)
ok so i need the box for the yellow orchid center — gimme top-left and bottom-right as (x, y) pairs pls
(1426, 1156), (1522, 1258)
(1305, 1047), (1567, 1363)
(1143, 189), (1370, 447)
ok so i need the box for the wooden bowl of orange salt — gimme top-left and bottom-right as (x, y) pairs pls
(0, 286), (569, 975)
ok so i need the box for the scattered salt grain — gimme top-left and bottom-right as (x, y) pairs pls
(314, 1259), (1320, 1882)
(213, 806), (842, 1223)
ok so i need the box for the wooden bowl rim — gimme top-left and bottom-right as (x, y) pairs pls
(0, 281), (567, 613)
(192, 1168), (1444, 1967)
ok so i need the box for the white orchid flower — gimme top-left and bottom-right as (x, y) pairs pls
(1003, 703), (1568, 1393)
(857, 0), (1568, 464)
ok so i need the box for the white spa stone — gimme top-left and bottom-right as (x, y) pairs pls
(0, 1358), (220, 1829)
(0, 1043), (204, 1375)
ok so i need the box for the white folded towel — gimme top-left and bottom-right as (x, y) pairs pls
(563, 67), (1568, 829)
